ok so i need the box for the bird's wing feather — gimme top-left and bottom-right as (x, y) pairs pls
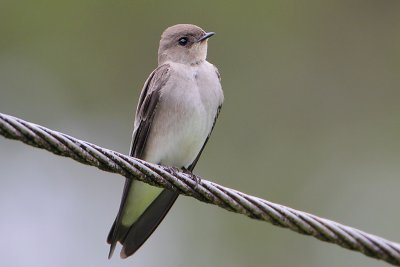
(130, 64), (171, 158)
(107, 64), (173, 258)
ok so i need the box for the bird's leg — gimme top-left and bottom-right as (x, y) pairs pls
(165, 166), (181, 177)
(182, 167), (202, 188)
(165, 166), (202, 189)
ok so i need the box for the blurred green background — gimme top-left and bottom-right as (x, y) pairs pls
(1, 1), (400, 266)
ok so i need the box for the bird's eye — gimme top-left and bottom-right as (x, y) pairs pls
(178, 37), (188, 46)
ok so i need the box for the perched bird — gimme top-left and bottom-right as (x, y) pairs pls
(107, 24), (224, 259)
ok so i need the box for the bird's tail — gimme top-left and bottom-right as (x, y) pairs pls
(107, 189), (179, 258)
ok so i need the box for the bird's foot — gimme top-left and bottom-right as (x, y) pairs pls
(182, 168), (202, 188)
(166, 166), (180, 177)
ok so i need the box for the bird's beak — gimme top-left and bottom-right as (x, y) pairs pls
(197, 32), (216, 43)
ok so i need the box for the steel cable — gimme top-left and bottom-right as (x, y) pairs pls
(1, 112), (399, 266)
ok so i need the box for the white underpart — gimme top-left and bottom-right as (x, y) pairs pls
(143, 61), (223, 167)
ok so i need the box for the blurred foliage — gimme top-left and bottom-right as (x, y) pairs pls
(1, 1), (399, 267)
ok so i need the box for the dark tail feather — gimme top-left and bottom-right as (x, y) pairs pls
(107, 220), (115, 245)
(108, 218), (132, 259)
(107, 220), (117, 258)
(107, 179), (133, 259)
(120, 189), (179, 258)
(107, 220), (128, 259)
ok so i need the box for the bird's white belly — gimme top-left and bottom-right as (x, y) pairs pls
(142, 86), (213, 167)
(158, 107), (208, 167)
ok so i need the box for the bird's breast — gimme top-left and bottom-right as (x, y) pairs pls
(143, 62), (223, 168)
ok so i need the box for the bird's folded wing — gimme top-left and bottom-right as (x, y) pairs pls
(107, 64), (172, 257)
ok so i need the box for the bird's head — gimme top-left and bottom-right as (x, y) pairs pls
(158, 24), (215, 65)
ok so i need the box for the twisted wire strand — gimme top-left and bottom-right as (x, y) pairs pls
(1, 112), (399, 266)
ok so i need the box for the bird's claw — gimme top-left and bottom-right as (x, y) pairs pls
(166, 166), (180, 177)
(182, 168), (202, 189)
